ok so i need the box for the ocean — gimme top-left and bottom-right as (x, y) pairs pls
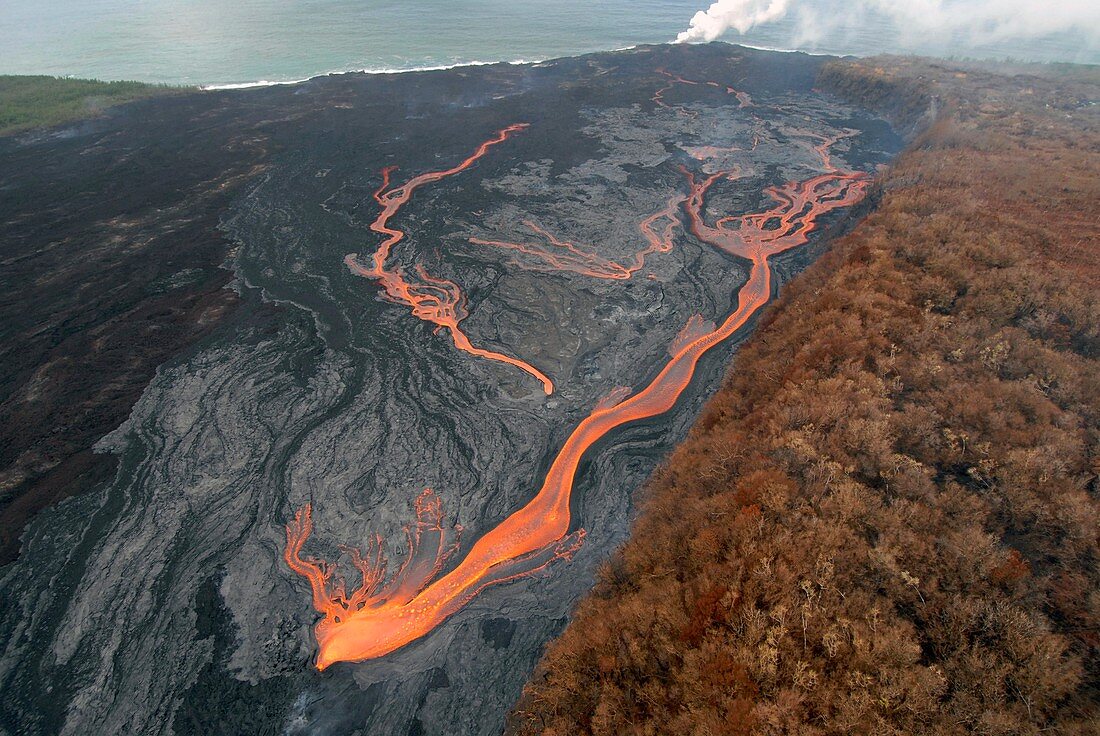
(1, 0), (1096, 87)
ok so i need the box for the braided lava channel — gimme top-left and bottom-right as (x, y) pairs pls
(467, 192), (684, 281)
(286, 130), (871, 669)
(344, 123), (554, 394)
(653, 68), (754, 112)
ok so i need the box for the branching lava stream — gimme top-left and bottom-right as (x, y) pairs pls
(468, 191), (685, 281)
(344, 123), (554, 394)
(287, 95), (871, 669)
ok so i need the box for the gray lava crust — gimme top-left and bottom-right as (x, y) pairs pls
(0, 43), (900, 736)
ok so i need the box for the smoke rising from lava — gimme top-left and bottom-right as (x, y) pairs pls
(676, 0), (1100, 47)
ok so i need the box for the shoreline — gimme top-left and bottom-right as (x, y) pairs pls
(170, 41), (1100, 93)
(8, 40), (1093, 94)
(198, 42), (840, 91)
(199, 57), (545, 91)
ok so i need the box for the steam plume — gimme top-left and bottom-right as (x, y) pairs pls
(677, 0), (792, 43)
(675, 0), (1100, 47)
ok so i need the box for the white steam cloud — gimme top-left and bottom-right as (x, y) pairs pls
(677, 1), (792, 43)
(675, 0), (1100, 47)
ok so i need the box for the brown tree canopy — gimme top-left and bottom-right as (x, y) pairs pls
(510, 57), (1100, 735)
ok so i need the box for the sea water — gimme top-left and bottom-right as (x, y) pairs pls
(1, 0), (1096, 86)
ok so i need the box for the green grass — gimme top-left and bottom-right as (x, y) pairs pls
(0, 76), (189, 136)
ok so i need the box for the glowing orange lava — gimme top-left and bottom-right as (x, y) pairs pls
(685, 145), (741, 161)
(286, 127), (870, 667)
(468, 192), (684, 280)
(344, 123), (554, 394)
(653, 68), (753, 112)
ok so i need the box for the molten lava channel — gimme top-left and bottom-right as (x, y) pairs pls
(653, 68), (754, 113)
(344, 123), (554, 395)
(468, 191), (685, 281)
(287, 77), (871, 670)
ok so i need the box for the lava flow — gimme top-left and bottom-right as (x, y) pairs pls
(468, 192), (685, 280)
(344, 123), (554, 394)
(286, 133), (870, 669)
(653, 68), (753, 112)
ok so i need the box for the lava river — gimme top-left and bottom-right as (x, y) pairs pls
(343, 123), (555, 395)
(287, 92), (871, 669)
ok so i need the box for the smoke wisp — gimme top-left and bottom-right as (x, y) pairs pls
(675, 0), (1100, 48)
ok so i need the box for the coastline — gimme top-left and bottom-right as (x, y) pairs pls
(199, 57), (545, 91)
(11, 38), (1093, 94)
(197, 42), (841, 91)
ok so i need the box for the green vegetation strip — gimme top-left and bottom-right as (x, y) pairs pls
(0, 76), (187, 135)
